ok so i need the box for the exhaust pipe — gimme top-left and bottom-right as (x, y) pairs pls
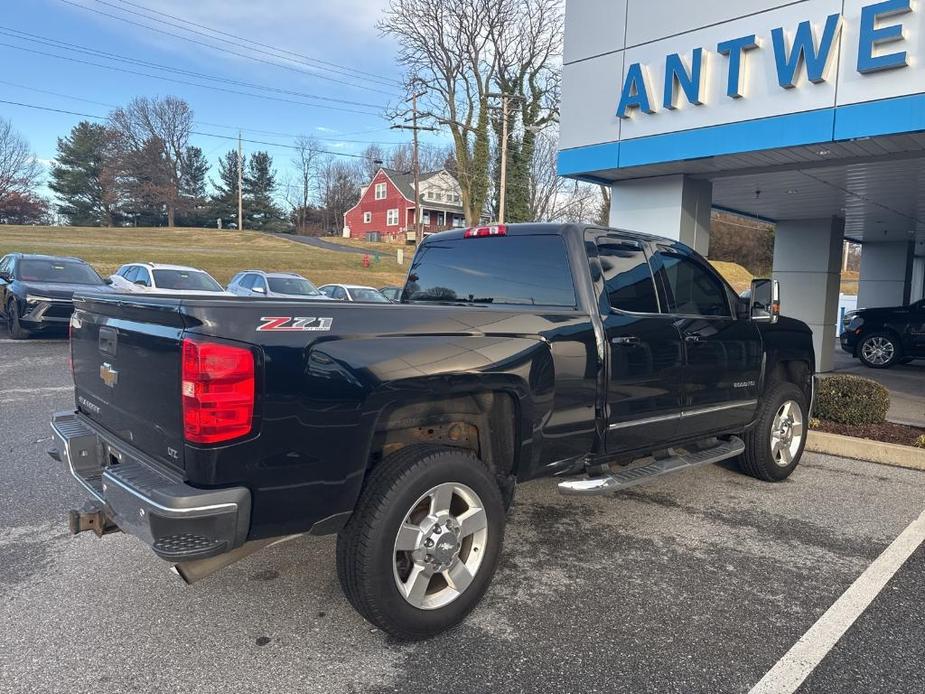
(172, 534), (304, 584)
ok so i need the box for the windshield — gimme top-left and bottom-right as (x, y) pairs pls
(403, 235), (576, 306)
(351, 288), (390, 302)
(18, 259), (103, 285)
(152, 269), (223, 292)
(267, 276), (321, 296)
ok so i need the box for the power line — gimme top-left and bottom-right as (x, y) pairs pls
(0, 98), (378, 159)
(0, 79), (430, 147)
(57, 0), (399, 97)
(0, 26), (385, 110)
(106, 0), (402, 88)
(0, 41), (383, 117)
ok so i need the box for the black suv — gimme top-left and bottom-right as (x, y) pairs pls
(840, 298), (925, 368)
(0, 253), (110, 339)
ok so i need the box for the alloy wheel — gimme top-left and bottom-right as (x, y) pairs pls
(392, 482), (488, 610)
(861, 336), (895, 366)
(770, 399), (804, 467)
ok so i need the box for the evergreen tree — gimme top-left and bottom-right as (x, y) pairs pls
(177, 146), (210, 227)
(244, 151), (285, 231)
(49, 121), (120, 226)
(209, 149), (241, 227)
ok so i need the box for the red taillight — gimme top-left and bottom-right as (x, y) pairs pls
(463, 224), (507, 238)
(181, 338), (255, 445)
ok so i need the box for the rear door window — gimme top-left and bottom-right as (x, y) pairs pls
(404, 235), (576, 307)
(594, 236), (659, 314)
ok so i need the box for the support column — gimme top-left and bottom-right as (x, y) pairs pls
(857, 241), (915, 308)
(772, 217), (844, 373)
(610, 175), (713, 256)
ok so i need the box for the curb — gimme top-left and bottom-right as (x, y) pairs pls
(806, 431), (925, 472)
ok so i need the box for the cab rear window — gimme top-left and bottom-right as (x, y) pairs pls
(403, 235), (576, 307)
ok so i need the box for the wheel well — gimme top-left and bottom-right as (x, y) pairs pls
(768, 359), (812, 404)
(369, 392), (518, 484)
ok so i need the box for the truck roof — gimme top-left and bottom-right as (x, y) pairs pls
(426, 222), (674, 246)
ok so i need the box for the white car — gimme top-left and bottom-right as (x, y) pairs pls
(318, 284), (391, 302)
(110, 263), (227, 295)
(227, 270), (331, 299)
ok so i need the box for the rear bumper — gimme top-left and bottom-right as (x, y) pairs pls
(49, 411), (251, 561)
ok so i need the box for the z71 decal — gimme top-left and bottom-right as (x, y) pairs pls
(257, 316), (334, 332)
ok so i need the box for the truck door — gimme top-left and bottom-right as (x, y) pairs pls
(649, 244), (762, 438)
(586, 232), (684, 453)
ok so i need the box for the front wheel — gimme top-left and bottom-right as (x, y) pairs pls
(6, 300), (30, 340)
(739, 382), (807, 482)
(336, 445), (505, 640)
(858, 333), (901, 369)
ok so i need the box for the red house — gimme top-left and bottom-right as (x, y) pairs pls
(343, 168), (466, 242)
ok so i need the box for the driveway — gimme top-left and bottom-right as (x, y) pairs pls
(830, 345), (925, 426)
(2, 339), (924, 693)
(264, 233), (372, 255)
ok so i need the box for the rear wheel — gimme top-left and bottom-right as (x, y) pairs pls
(739, 382), (807, 482)
(6, 300), (30, 340)
(858, 333), (901, 369)
(336, 445), (505, 640)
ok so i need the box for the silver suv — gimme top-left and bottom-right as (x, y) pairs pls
(227, 270), (330, 299)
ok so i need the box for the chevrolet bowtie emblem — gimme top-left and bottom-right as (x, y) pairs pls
(99, 362), (119, 388)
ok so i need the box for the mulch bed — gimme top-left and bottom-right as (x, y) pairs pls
(814, 419), (925, 447)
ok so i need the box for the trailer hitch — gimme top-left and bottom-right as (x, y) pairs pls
(68, 502), (120, 538)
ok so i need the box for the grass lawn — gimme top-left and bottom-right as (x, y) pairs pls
(0, 226), (408, 288)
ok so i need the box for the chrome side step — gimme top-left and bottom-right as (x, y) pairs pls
(558, 436), (745, 496)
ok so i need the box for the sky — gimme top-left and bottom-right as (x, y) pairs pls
(1, 0), (442, 195)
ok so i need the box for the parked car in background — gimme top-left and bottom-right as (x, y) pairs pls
(0, 253), (111, 339)
(840, 298), (925, 368)
(319, 283), (390, 302)
(227, 270), (330, 299)
(109, 263), (226, 295)
(379, 286), (401, 302)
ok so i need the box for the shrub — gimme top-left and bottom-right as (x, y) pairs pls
(914, 435), (925, 449)
(809, 417), (821, 430)
(814, 374), (890, 426)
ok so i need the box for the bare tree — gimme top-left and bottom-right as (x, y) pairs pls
(490, 0), (562, 222)
(381, 0), (506, 225)
(109, 96), (194, 226)
(0, 118), (41, 204)
(289, 136), (321, 233)
(317, 155), (362, 234)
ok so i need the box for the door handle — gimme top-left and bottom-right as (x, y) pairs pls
(612, 336), (640, 345)
(684, 333), (702, 344)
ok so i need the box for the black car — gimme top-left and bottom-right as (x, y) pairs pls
(0, 253), (110, 339)
(840, 298), (925, 368)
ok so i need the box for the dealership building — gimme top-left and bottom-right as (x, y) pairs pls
(559, 0), (925, 371)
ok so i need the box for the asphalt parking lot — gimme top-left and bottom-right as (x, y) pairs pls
(2, 338), (923, 693)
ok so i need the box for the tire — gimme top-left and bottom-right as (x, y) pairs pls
(336, 444), (505, 641)
(858, 332), (901, 369)
(739, 382), (807, 482)
(6, 300), (30, 340)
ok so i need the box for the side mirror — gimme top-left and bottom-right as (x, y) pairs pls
(750, 278), (780, 324)
(0, 271), (10, 282)
(133, 280), (148, 287)
(104, 278), (114, 285)
(252, 286), (266, 295)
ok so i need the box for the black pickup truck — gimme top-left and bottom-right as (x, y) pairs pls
(50, 223), (815, 640)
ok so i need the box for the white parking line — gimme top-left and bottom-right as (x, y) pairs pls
(749, 509), (925, 694)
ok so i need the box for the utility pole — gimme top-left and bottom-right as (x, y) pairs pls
(487, 92), (519, 224)
(392, 84), (436, 245)
(237, 131), (244, 232)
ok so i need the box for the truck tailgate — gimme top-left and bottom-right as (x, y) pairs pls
(70, 294), (187, 470)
